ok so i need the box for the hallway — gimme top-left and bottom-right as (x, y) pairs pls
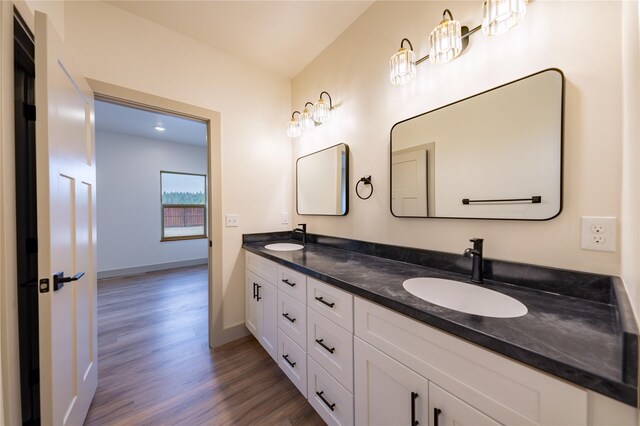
(85, 265), (322, 425)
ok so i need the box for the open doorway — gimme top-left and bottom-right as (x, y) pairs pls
(94, 100), (209, 277)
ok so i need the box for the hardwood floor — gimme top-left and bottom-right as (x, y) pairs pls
(85, 265), (323, 425)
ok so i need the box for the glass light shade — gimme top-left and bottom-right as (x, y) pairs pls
(389, 47), (416, 85)
(429, 18), (462, 64)
(482, 0), (526, 36)
(300, 107), (315, 131)
(312, 98), (331, 123)
(287, 118), (301, 138)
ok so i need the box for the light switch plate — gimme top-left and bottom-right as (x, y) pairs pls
(282, 212), (290, 224)
(581, 216), (616, 252)
(225, 214), (239, 227)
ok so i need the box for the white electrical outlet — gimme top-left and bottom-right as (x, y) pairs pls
(225, 214), (240, 227)
(581, 216), (616, 252)
(281, 212), (290, 224)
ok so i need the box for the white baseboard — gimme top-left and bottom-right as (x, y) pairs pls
(98, 258), (208, 279)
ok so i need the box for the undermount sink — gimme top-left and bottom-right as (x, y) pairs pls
(264, 243), (304, 252)
(403, 277), (527, 318)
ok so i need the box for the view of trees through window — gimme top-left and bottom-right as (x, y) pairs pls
(161, 172), (207, 240)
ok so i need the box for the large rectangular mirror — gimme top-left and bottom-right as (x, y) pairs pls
(390, 68), (564, 220)
(297, 143), (349, 216)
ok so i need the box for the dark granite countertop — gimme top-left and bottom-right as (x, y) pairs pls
(243, 232), (638, 407)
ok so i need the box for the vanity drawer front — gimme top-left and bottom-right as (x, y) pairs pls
(278, 290), (306, 349)
(307, 277), (353, 332)
(308, 309), (353, 393)
(277, 265), (307, 303)
(308, 356), (354, 426)
(354, 297), (587, 426)
(246, 252), (277, 284)
(278, 329), (307, 398)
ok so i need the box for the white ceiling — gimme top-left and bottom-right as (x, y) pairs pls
(95, 100), (208, 146)
(105, 1), (374, 79)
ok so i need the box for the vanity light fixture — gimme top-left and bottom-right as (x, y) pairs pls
(312, 91), (333, 123)
(287, 91), (334, 137)
(300, 102), (316, 132)
(482, 0), (527, 36)
(389, 1), (528, 84)
(287, 111), (302, 138)
(154, 125), (166, 132)
(390, 38), (417, 85)
(429, 9), (463, 65)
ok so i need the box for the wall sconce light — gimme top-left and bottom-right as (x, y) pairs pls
(390, 38), (417, 86)
(300, 102), (316, 132)
(482, 0), (527, 36)
(312, 91), (332, 123)
(389, 1), (528, 85)
(287, 91), (334, 137)
(429, 9), (463, 65)
(287, 111), (302, 138)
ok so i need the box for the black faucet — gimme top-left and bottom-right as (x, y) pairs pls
(292, 223), (307, 245)
(463, 238), (483, 283)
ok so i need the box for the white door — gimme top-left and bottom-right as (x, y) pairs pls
(355, 338), (429, 426)
(392, 146), (428, 216)
(35, 11), (97, 425)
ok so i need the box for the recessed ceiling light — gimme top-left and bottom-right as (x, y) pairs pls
(154, 125), (166, 132)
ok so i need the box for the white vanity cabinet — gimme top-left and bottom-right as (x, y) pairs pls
(354, 297), (588, 426)
(354, 337), (429, 426)
(245, 250), (634, 426)
(245, 254), (278, 360)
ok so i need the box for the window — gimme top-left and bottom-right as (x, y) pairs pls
(161, 171), (207, 241)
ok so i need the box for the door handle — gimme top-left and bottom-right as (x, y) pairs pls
(53, 271), (85, 291)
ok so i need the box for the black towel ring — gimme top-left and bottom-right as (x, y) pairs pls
(356, 176), (373, 200)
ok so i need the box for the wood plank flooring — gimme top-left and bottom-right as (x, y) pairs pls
(85, 265), (323, 425)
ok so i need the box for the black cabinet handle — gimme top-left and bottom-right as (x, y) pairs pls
(282, 278), (296, 287)
(434, 408), (442, 426)
(315, 296), (335, 308)
(315, 338), (335, 354)
(282, 313), (296, 323)
(411, 392), (419, 426)
(253, 282), (257, 300)
(282, 354), (296, 368)
(256, 284), (262, 301)
(316, 391), (336, 411)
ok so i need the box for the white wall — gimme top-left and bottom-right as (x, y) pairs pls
(292, 1), (624, 278)
(62, 1), (292, 330)
(96, 130), (208, 274)
(621, 1), (640, 319)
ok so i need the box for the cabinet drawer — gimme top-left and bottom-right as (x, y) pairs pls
(429, 382), (501, 426)
(246, 252), (277, 284)
(308, 277), (353, 332)
(308, 356), (354, 426)
(278, 290), (306, 349)
(354, 297), (587, 426)
(278, 329), (307, 398)
(308, 309), (353, 393)
(277, 265), (307, 303)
